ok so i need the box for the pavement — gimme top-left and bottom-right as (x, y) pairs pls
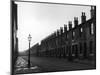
(15, 57), (42, 74)
(16, 55), (95, 74)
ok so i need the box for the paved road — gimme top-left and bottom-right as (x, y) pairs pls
(22, 56), (95, 73)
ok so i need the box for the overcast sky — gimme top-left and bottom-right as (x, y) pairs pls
(15, 1), (91, 52)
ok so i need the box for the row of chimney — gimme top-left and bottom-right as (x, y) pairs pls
(54, 12), (86, 36)
(45, 6), (95, 39)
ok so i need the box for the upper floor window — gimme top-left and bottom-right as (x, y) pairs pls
(72, 31), (75, 39)
(91, 23), (94, 34)
(79, 27), (83, 37)
(90, 23), (94, 35)
(81, 28), (83, 32)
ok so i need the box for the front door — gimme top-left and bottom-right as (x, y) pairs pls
(84, 42), (87, 58)
(75, 45), (78, 58)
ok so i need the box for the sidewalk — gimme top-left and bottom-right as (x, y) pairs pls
(15, 57), (42, 74)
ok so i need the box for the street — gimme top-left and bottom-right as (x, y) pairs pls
(20, 55), (95, 73)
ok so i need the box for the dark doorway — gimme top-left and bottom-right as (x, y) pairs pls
(84, 42), (87, 58)
(75, 45), (78, 58)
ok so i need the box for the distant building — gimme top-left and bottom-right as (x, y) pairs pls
(30, 43), (40, 56)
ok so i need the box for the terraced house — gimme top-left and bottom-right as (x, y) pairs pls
(30, 6), (96, 64)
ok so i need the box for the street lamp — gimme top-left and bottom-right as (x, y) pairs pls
(28, 34), (32, 68)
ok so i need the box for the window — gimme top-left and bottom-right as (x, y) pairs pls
(79, 28), (83, 37)
(81, 28), (83, 32)
(90, 23), (94, 35)
(91, 23), (94, 34)
(72, 31), (75, 39)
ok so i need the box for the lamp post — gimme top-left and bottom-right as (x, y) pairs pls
(28, 34), (32, 68)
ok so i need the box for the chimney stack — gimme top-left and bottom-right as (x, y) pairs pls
(90, 6), (95, 18)
(64, 24), (67, 33)
(57, 29), (60, 36)
(68, 21), (72, 30)
(81, 12), (86, 23)
(74, 17), (78, 27)
(54, 31), (57, 37)
(60, 27), (63, 35)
